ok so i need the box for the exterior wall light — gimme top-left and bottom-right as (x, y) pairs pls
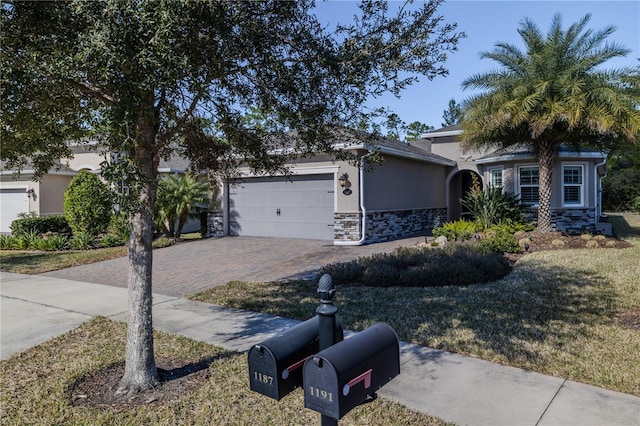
(26, 188), (37, 200)
(338, 173), (352, 195)
(338, 173), (349, 188)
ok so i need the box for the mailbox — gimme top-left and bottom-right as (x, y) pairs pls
(248, 316), (343, 400)
(302, 322), (400, 419)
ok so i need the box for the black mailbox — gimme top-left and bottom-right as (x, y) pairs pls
(248, 316), (343, 400)
(302, 322), (400, 420)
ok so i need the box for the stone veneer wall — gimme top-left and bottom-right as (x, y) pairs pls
(334, 208), (446, 243)
(206, 211), (224, 237)
(524, 207), (596, 234)
(334, 212), (362, 241)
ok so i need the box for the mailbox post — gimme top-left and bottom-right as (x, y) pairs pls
(316, 274), (339, 426)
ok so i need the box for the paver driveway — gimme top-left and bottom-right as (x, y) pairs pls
(42, 236), (425, 297)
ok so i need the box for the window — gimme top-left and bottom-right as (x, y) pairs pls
(562, 164), (584, 206)
(488, 168), (503, 188)
(518, 166), (539, 205)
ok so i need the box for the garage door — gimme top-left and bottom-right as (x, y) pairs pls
(0, 188), (29, 233)
(228, 174), (335, 240)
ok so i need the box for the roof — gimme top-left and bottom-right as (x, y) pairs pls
(474, 144), (607, 164)
(420, 124), (462, 138)
(329, 128), (455, 167)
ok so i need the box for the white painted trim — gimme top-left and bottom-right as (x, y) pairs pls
(561, 162), (588, 208)
(487, 166), (504, 189)
(420, 130), (464, 138)
(0, 184), (30, 190)
(515, 164), (540, 207)
(342, 143), (455, 166)
(475, 150), (606, 165)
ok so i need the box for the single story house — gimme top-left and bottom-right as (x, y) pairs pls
(215, 125), (611, 243)
(219, 129), (455, 244)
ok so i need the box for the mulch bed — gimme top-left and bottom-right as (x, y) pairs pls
(69, 356), (211, 412)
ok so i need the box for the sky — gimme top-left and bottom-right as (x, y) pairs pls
(313, 0), (640, 130)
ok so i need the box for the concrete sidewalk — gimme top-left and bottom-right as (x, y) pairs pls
(1, 272), (638, 426)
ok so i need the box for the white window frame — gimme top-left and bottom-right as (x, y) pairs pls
(562, 162), (586, 207)
(488, 167), (503, 189)
(516, 165), (539, 206)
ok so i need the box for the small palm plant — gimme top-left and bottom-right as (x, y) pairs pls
(155, 173), (210, 239)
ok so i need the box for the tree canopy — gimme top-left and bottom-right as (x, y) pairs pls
(1, 0), (462, 395)
(460, 14), (640, 231)
(441, 98), (462, 126)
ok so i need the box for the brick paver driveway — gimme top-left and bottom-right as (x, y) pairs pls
(42, 236), (425, 297)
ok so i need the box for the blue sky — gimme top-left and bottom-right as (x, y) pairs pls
(314, 0), (640, 130)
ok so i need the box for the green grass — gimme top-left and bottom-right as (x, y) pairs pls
(0, 233), (203, 274)
(0, 318), (449, 426)
(0, 246), (128, 274)
(190, 213), (640, 397)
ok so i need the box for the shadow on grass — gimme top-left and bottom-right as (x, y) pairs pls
(607, 213), (640, 240)
(201, 257), (619, 372)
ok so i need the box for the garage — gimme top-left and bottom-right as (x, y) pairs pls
(0, 188), (29, 233)
(228, 174), (335, 240)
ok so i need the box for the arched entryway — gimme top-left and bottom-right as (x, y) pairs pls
(446, 169), (482, 221)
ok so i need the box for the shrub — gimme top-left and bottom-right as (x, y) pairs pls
(13, 230), (40, 250)
(319, 243), (511, 287)
(461, 174), (526, 228)
(34, 234), (69, 251)
(10, 213), (69, 237)
(107, 213), (130, 243)
(98, 233), (126, 248)
(432, 219), (478, 241)
(633, 196), (640, 214)
(477, 231), (521, 254)
(69, 233), (95, 250)
(0, 235), (16, 250)
(64, 171), (113, 236)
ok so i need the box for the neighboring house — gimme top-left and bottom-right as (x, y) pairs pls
(0, 140), (196, 234)
(220, 129), (455, 244)
(420, 125), (611, 235)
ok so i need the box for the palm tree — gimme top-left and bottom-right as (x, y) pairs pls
(460, 14), (640, 232)
(155, 173), (210, 239)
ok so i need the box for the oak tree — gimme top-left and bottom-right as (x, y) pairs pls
(1, 0), (462, 395)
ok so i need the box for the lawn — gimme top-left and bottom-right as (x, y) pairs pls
(0, 317), (449, 426)
(0, 233), (201, 274)
(190, 213), (640, 397)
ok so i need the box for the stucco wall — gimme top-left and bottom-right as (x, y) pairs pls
(39, 174), (74, 215)
(363, 155), (447, 211)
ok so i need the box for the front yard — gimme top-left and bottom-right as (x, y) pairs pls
(190, 213), (640, 397)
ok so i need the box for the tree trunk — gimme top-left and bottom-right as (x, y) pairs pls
(116, 112), (161, 395)
(537, 141), (554, 232)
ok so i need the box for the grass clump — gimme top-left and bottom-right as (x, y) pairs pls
(0, 318), (447, 426)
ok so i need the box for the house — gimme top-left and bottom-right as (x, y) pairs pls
(0, 140), (196, 234)
(216, 125), (611, 243)
(419, 125), (611, 235)
(219, 129), (455, 244)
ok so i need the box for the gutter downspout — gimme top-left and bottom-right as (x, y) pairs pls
(334, 152), (372, 246)
(594, 157), (607, 226)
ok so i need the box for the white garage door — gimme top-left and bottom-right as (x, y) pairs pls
(228, 174), (335, 240)
(0, 188), (29, 233)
